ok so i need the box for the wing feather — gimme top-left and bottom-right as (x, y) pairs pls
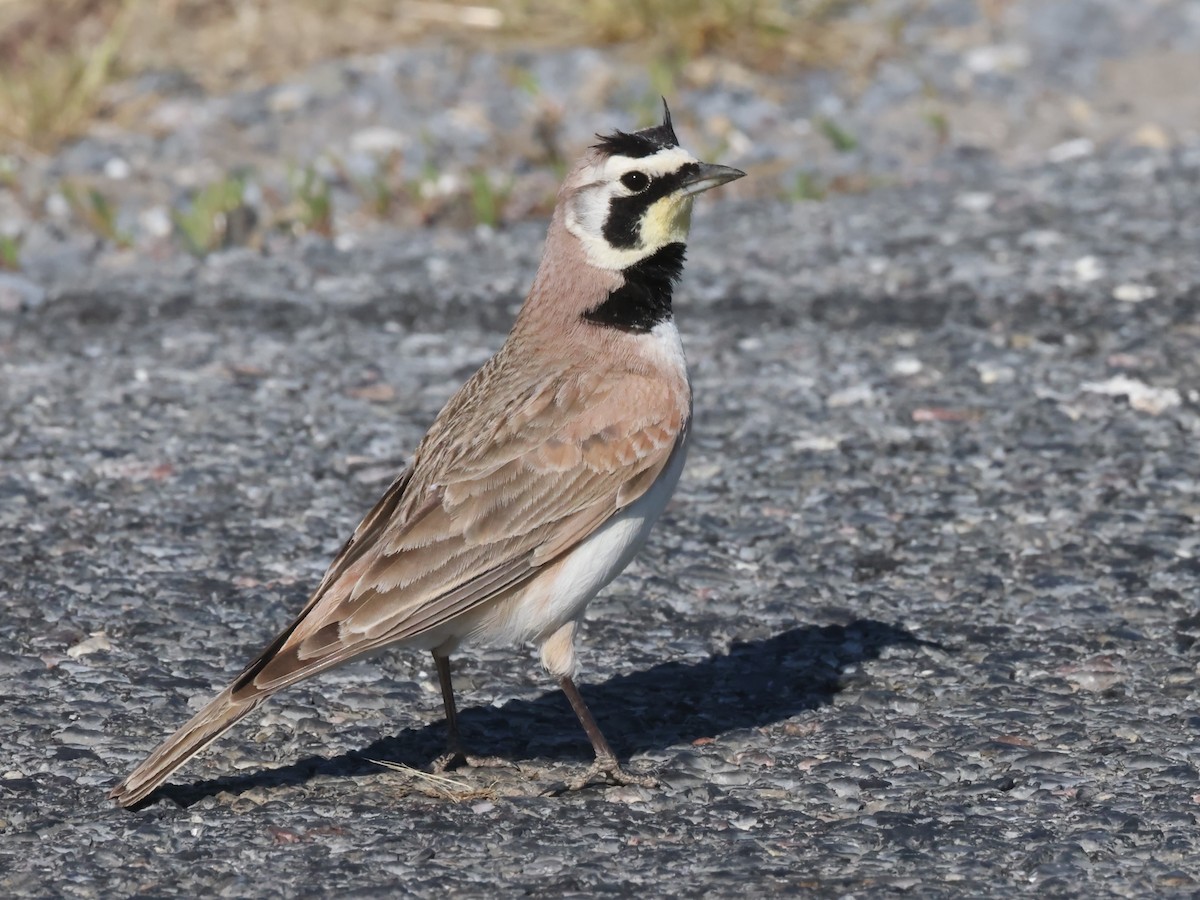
(230, 355), (689, 701)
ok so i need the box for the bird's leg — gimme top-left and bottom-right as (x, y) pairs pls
(429, 652), (465, 772)
(558, 675), (656, 790)
(428, 652), (511, 773)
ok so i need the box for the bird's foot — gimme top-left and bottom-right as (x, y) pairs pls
(559, 755), (658, 792)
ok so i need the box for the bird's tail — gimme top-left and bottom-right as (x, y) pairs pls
(109, 688), (263, 808)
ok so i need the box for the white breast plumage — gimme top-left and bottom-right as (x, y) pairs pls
(477, 420), (689, 653)
(542, 425), (688, 625)
(635, 319), (688, 379)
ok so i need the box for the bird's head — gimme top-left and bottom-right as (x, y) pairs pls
(517, 102), (744, 337)
(560, 101), (745, 271)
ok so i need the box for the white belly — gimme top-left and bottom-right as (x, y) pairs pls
(483, 426), (690, 647)
(550, 429), (688, 619)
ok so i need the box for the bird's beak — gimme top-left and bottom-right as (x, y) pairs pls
(679, 162), (746, 197)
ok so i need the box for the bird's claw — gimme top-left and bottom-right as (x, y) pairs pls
(547, 755), (657, 793)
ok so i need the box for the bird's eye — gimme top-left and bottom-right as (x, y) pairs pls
(620, 171), (649, 192)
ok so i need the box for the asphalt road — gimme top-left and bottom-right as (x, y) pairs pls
(2, 144), (1200, 896)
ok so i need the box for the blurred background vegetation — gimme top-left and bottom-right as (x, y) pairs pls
(0, 0), (873, 153)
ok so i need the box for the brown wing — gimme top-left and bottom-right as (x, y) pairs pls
(230, 356), (689, 700)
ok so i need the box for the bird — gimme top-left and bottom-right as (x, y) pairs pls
(110, 101), (744, 808)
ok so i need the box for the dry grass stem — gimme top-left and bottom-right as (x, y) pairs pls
(367, 758), (502, 802)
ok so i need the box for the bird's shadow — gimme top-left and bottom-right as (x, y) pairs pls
(154, 618), (927, 808)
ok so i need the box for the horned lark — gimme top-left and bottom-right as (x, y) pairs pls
(111, 102), (744, 807)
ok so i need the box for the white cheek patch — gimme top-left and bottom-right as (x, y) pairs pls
(566, 200), (639, 270)
(565, 178), (647, 270)
(565, 177), (610, 241)
(570, 227), (652, 270)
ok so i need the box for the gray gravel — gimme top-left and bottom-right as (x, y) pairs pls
(3, 141), (1200, 896)
(5, 0), (1200, 269)
(4, 0), (1200, 894)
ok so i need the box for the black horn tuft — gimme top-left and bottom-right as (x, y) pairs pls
(593, 101), (681, 159)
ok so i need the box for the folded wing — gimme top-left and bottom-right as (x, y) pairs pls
(231, 359), (689, 699)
